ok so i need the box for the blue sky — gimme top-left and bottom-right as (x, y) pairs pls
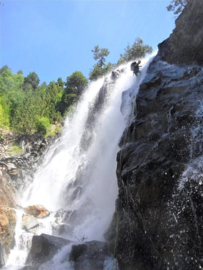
(0, 0), (175, 84)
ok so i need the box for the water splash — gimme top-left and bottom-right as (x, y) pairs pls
(5, 55), (154, 269)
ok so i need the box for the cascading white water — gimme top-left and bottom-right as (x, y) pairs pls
(4, 56), (153, 270)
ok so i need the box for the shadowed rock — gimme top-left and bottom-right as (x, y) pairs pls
(69, 241), (110, 270)
(26, 234), (71, 267)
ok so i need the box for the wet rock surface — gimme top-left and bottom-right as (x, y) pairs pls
(69, 241), (110, 270)
(26, 234), (71, 267)
(158, 0), (203, 66)
(106, 53), (203, 270)
(105, 2), (203, 268)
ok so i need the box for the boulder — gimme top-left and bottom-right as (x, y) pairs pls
(26, 234), (71, 267)
(24, 205), (50, 218)
(69, 241), (110, 270)
(22, 214), (40, 234)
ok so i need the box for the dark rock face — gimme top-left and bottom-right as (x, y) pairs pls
(104, 2), (203, 269)
(105, 60), (203, 269)
(26, 234), (71, 267)
(159, 0), (203, 65)
(69, 241), (110, 270)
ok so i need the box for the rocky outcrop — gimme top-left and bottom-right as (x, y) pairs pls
(0, 166), (18, 265)
(159, 0), (203, 65)
(0, 169), (19, 208)
(0, 134), (57, 193)
(105, 2), (203, 269)
(0, 206), (16, 264)
(0, 133), (58, 267)
(69, 241), (110, 270)
(24, 205), (50, 219)
(26, 234), (71, 267)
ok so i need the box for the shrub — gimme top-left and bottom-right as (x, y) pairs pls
(35, 116), (50, 135)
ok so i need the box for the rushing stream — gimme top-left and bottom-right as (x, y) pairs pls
(4, 57), (152, 270)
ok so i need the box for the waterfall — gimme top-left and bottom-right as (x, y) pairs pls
(4, 56), (153, 270)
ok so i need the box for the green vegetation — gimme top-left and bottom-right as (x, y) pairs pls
(35, 116), (50, 135)
(117, 38), (153, 64)
(167, 0), (188, 15)
(89, 39), (152, 81)
(0, 66), (88, 136)
(58, 71), (88, 114)
(0, 37), (152, 135)
(7, 143), (24, 156)
(89, 46), (112, 81)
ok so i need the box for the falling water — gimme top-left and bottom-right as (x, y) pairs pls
(5, 56), (153, 270)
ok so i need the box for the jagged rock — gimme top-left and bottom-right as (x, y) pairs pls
(106, 5), (203, 266)
(0, 206), (16, 264)
(158, 0), (203, 65)
(0, 169), (18, 208)
(69, 241), (110, 270)
(22, 214), (40, 234)
(26, 234), (71, 267)
(105, 59), (203, 269)
(24, 205), (50, 218)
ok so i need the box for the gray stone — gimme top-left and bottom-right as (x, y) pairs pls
(69, 241), (110, 270)
(26, 234), (71, 267)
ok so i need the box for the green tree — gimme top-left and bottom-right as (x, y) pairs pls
(23, 72), (40, 91)
(0, 97), (10, 127)
(118, 38), (152, 63)
(39, 81), (63, 122)
(167, 0), (188, 15)
(57, 78), (64, 87)
(91, 46), (110, 68)
(58, 71), (88, 115)
(0, 68), (24, 94)
(35, 116), (50, 135)
(0, 65), (9, 74)
(89, 46), (112, 81)
(89, 62), (113, 81)
(12, 92), (37, 134)
(65, 71), (88, 95)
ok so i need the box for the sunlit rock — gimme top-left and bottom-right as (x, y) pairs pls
(22, 214), (40, 234)
(0, 206), (16, 263)
(24, 205), (50, 218)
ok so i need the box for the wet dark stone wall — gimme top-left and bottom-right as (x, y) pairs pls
(105, 1), (203, 269)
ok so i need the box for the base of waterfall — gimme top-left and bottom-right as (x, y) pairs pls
(18, 235), (112, 270)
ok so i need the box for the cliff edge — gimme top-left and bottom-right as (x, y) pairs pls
(106, 1), (203, 269)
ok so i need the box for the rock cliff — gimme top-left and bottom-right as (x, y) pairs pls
(0, 133), (57, 267)
(106, 1), (203, 269)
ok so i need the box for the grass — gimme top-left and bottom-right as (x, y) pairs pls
(44, 125), (62, 138)
(7, 143), (24, 156)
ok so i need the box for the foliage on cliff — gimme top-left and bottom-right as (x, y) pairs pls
(0, 36), (152, 132)
(89, 38), (152, 81)
(167, 0), (188, 15)
(89, 46), (113, 81)
(117, 38), (153, 64)
(0, 66), (88, 135)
